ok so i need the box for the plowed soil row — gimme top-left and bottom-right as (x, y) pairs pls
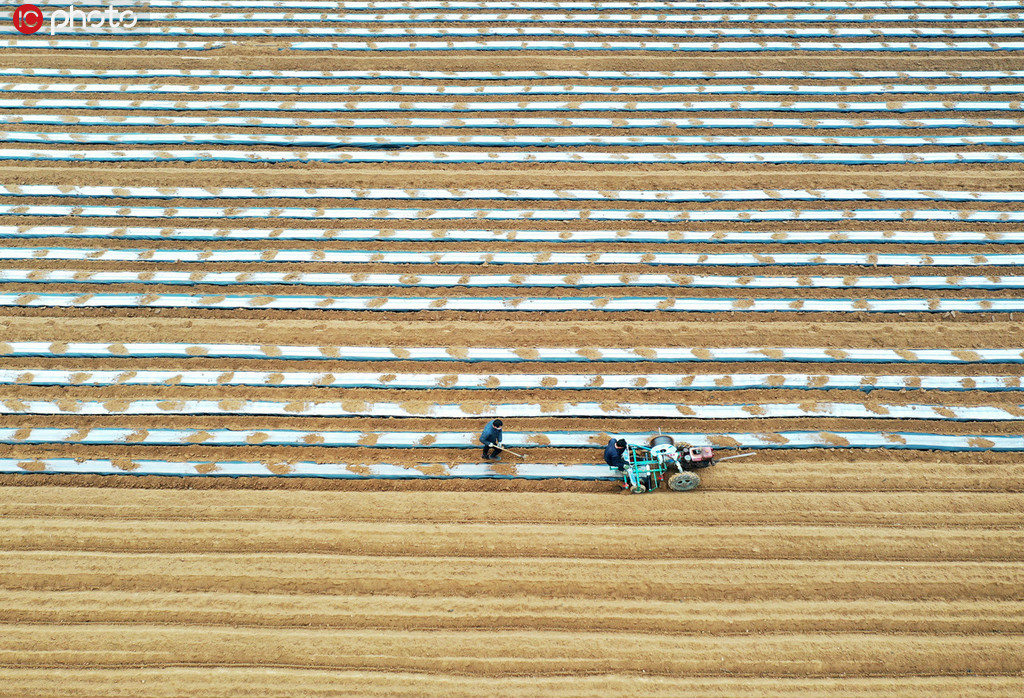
(2, 671), (1022, 698)
(3, 316), (1017, 346)
(4, 591), (1023, 634)
(6, 519), (1024, 560)
(2, 623), (1021, 675)
(4, 285), (1020, 301)
(4, 308), (1018, 326)
(6, 164), (1024, 189)
(3, 488), (1020, 526)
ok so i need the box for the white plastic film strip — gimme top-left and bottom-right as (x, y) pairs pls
(3, 369), (1017, 392)
(76, 11), (1024, 23)
(49, 11), (1024, 22)
(2, 343), (1018, 363)
(0, 40), (225, 50)
(7, 185), (1023, 202)
(288, 40), (1024, 51)
(10, 134), (1024, 149)
(0, 293), (1019, 313)
(33, 1), (1024, 10)
(4, 150), (1023, 165)
(18, 26), (1024, 38)
(6, 115), (1023, 131)
(4, 399), (1022, 421)
(5, 270), (1023, 290)
(7, 83), (1024, 95)
(4, 207), (1024, 223)
(2, 115), (1020, 130)
(3, 69), (1023, 80)
(26, 133), (1024, 149)
(1, 428), (1021, 451)
(3, 249), (1019, 266)
(0, 97), (1015, 112)
(0, 458), (620, 480)
(3, 227), (1023, 245)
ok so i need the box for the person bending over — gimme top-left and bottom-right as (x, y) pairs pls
(604, 438), (629, 471)
(480, 418), (504, 461)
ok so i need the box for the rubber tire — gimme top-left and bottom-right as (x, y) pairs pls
(668, 471), (700, 492)
(649, 434), (675, 448)
(629, 483), (647, 494)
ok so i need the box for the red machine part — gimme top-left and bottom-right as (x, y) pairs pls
(683, 446), (715, 465)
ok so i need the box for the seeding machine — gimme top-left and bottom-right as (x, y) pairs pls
(614, 434), (756, 494)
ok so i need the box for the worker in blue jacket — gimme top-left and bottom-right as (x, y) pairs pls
(604, 438), (629, 471)
(480, 418), (504, 461)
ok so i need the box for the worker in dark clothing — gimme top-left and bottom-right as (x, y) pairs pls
(480, 418), (504, 461)
(604, 438), (629, 471)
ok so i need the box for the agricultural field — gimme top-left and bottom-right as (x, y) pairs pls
(0, 0), (1022, 694)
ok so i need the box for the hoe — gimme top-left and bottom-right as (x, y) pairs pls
(614, 434), (756, 494)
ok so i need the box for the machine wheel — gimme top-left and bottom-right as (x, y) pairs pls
(649, 434), (675, 448)
(629, 483), (647, 494)
(668, 471), (700, 492)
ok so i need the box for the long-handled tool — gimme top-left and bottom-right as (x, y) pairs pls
(715, 451), (758, 463)
(495, 445), (527, 460)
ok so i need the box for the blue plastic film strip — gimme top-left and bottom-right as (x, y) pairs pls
(295, 40), (1024, 51)
(4, 10), (1022, 23)
(1, 428), (1021, 451)
(1, 115), (1019, 130)
(4, 115), (1022, 130)
(6, 83), (1024, 95)
(0, 97), (1018, 112)
(0, 458), (620, 480)
(3, 208), (1023, 223)
(5, 185), (1023, 202)
(2, 69), (1023, 80)
(4, 399), (1023, 420)
(2, 343), (1017, 363)
(13, 26), (1024, 38)
(33, 1), (1024, 10)
(3, 248), (1019, 266)
(0, 293), (1020, 313)
(4, 270), (1023, 290)
(2, 227), (1022, 245)
(1, 369), (1018, 391)
(5, 133), (1024, 148)
(2, 150), (1022, 164)
(72, 11), (1024, 22)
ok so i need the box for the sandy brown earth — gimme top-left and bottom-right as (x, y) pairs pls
(0, 485), (1022, 697)
(1, 21), (1024, 697)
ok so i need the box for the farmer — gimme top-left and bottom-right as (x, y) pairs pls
(604, 438), (629, 471)
(480, 418), (504, 461)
